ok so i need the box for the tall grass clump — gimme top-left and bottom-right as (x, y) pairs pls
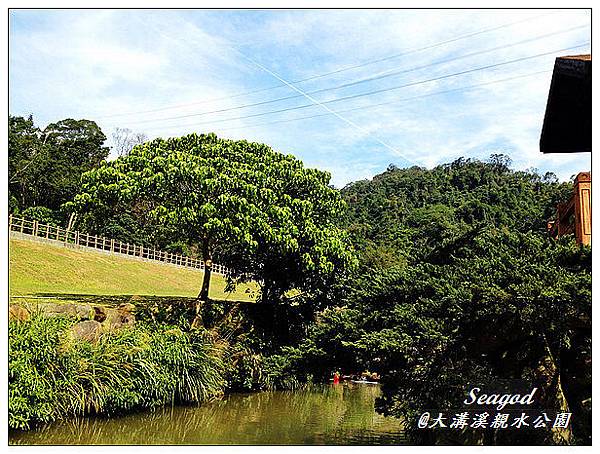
(222, 340), (304, 392)
(9, 314), (225, 430)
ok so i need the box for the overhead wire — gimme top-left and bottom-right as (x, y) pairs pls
(214, 69), (553, 133)
(127, 42), (589, 133)
(109, 28), (589, 127)
(233, 46), (416, 165)
(95, 12), (555, 119)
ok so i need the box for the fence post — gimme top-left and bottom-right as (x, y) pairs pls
(75, 231), (79, 246)
(110, 239), (114, 253)
(20, 218), (25, 233)
(9, 215), (13, 230)
(33, 220), (38, 237)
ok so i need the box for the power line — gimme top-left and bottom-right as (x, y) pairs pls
(310, 24), (587, 94)
(96, 12), (553, 119)
(126, 42), (589, 133)
(234, 46), (416, 165)
(214, 69), (553, 133)
(280, 12), (555, 83)
(111, 28), (589, 127)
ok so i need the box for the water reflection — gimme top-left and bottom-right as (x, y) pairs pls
(10, 383), (406, 445)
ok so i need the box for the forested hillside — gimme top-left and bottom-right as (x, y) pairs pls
(341, 155), (572, 262)
(285, 156), (591, 444)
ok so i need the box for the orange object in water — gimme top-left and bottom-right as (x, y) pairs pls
(333, 372), (340, 384)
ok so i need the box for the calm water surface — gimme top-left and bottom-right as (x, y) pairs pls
(10, 383), (406, 445)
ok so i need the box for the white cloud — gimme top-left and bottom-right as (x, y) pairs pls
(9, 9), (591, 183)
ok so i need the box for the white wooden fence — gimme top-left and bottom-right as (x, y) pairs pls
(8, 215), (230, 275)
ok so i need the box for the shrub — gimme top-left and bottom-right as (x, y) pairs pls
(21, 206), (60, 226)
(165, 241), (191, 256)
(9, 314), (225, 430)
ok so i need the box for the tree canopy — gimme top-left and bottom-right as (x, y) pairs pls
(281, 156), (590, 444)
(9, 115), (109, 216)
(70, 132), (356, 302)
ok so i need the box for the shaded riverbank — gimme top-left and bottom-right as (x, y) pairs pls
(10, 383), (406, 445)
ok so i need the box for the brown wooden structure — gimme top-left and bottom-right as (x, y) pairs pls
(548, 172), (591, 246)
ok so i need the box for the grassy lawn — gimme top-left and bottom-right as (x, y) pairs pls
(9, 238), (257, 302)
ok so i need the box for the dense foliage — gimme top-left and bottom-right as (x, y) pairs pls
(9, 115), (109, 217)
(342, 155), (571, 260)
(280, 156), (591, 444)
(9, 314), (225, 430)
(351, 229), (589, 444)
(69, 133), (356, 302)
(7, 112), (591, 445)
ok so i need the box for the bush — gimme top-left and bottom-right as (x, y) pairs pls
(21, 206), (60, 226)
(165, 241), (191, 256)
(9, 195), (19, 214)
(222, 343), (303, 392)
(9, 314), (225, 430)
(260, 353), (303, 390)
(9, 315), (73, 429)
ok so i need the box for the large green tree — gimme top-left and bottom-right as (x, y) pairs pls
(70, 133), (355, 303)
(9, 115), (109, 214)
(348, 228), (590, 445)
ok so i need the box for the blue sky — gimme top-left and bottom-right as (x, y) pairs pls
(9, 9), (591, 187)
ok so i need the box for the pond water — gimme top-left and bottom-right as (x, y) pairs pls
(10, 383), (406, 445)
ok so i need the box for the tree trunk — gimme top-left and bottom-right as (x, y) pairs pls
(192, 238), (213, 329)
(535, 335), (572, 445)
(199, 266), (212, 301)
(198, 237), (212, 302)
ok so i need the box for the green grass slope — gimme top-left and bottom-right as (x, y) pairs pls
(9, 238), (257, 302)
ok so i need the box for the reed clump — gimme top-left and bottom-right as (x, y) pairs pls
(9, 313), (225, 430)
